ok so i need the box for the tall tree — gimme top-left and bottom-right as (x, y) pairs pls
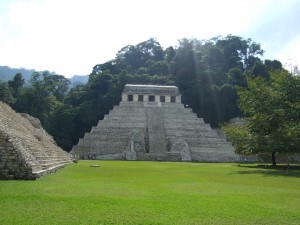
(222, 70), (300, 165)
(0, 82), (14, 104)
(115, 38), (165, 74)
(8, 73), (25, 98)
(17, 71), (69, 125)
(216, 35), (264, 70)
(47, 104), (78, 151)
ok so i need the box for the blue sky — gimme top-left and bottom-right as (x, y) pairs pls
(0, 0), (299, 77)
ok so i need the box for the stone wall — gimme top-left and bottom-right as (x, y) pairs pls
(0, 132), (35, 179)
(0, 102), (73, 180)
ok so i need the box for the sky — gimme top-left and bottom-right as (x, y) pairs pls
(0, 0), (299, 77)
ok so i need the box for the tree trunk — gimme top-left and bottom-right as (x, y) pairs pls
(271, 152), (276, 166)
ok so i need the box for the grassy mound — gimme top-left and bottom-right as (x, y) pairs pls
(0, 161), (299, 224)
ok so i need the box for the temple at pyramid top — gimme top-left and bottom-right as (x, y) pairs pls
(71, 83), (241, 162)
(122, 84), (181, 103)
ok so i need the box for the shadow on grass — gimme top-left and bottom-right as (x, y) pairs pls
(231, 164), (300, 178)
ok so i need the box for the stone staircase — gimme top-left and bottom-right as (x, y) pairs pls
(146, 105), (167, 153)
(0, 102), (73, 180)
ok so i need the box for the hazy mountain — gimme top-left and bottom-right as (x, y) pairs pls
(69, 75), (89, 87)
(0, 66), (36, 83)
(0, 66), (89, 87)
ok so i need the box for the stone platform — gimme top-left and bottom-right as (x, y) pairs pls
(71, 85), (239, 162)
(0, 102), (73, 180)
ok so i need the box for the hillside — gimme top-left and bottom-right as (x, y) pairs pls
(0, 65), (88, 86)
(0, 66), (36, 83)
(69, 75), (89, 87)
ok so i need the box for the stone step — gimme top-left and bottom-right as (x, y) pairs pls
(189, 146), (234, 153)
(136, 152), (181, 161)
(163, 116), (202, 122)
(33, 162), (71, 177)
(74, 142), (127, 155)
(103, 116), (146, 122)
(37, 158), (73, 164)
(188, 142), (232, 148)
(96, 122), (146, 129)
(164, 125), (212, 131)
(190, 149), (238, 162)
(80, 134), (130, 142)
(31, 165), (44, 173)
(90, 126), (130, 132)
(166, 134), (227, 142)
(41, 161), (72, 170)
(161, 103), (184, 108)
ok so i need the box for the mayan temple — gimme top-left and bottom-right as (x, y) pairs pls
(0, 102), (73, 180)
(71, 84), (239, 162)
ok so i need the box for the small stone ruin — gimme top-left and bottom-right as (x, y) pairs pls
(0, 102), (73, 180)
(71, 84), (239, 162)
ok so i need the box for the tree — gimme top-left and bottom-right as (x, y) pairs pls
(227, 68), (247, 87)
(173, 36), (257, 125)
(216, 35), (264, 70)
(8, 73), (25, 98)
(217, 84), (240, 122)
(44, 74), (70, 101)
(115, 38), (165, 74)
(47, 104), (78, 151)
(222, 70), (300, 166)
(250, 61), (269, 79)
(0, 82), (14, 104)
(147, 60), (170, 75)
(16, 71), (68, 125)
(164, 46), (176, 62)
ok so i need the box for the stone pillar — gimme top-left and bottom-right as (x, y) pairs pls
(166, 96), (171, 103)
(143, 95), (148, 102)
(122, 93), (127, 102)
(176, 95), (181, 103)
(155, 95), (160, 103)
(133, 94), (138, 102)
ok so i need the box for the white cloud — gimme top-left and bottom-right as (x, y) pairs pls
(0, 0), (299, 77)
(272, 34), (300, 69)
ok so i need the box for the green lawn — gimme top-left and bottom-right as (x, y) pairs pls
(0, 161), (299, 225)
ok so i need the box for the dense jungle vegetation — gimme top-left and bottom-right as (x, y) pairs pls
(0, 35), (294, 153)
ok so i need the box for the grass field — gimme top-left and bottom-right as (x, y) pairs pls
(0, 161), (299, 225)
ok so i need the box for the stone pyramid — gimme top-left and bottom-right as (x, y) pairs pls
(0, 102), (73, 180)
(71, 84), (239, 162)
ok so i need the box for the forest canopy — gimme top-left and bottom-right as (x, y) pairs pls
(0, 35), (289, 152)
